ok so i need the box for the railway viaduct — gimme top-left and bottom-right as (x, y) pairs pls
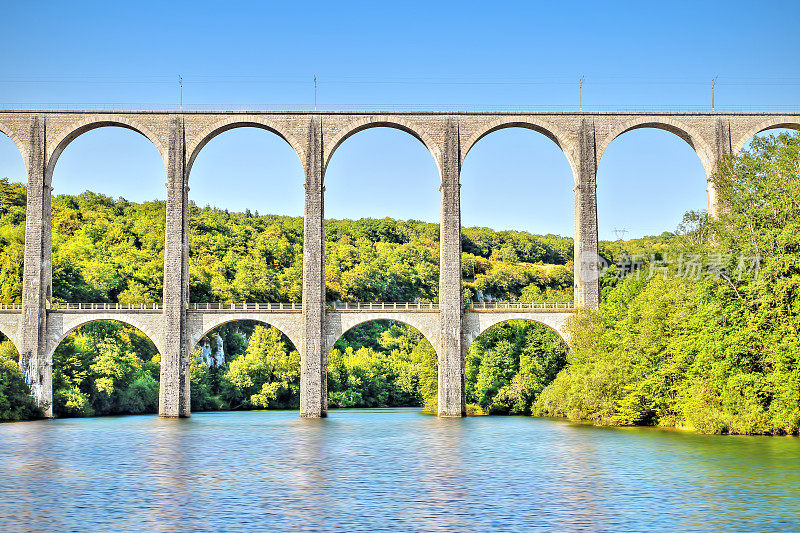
(0, 109), (797, 418)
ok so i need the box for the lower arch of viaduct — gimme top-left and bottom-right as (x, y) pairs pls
(0, 313), (21, 352)
(0, 308), (574, 417)
(1, 109), (798, 419)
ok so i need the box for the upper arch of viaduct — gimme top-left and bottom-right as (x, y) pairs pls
(1, 111), (797, 188)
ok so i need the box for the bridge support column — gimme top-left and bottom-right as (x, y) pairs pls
(21, 116), (53, 417)
(438, 117), (465, 417)
(301, 116), (327, 418)
(160, 116), (191, 417)
(574, 118), (600, 310)
(708, 118), (732, 218)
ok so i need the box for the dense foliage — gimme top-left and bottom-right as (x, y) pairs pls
(52, 322), (160, 417)
(189, 318), (564, 415)
(467, 321), (567, 414)
(0, 337), (42, 421)
(536, 132), (800, 435)
(0, 183), (575, 305)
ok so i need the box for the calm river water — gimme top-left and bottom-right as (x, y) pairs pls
(0, 409), (798, 532)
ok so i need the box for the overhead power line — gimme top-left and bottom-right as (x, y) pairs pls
(1, 75), (800, 86)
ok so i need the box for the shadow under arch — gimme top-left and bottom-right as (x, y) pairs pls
(186, 119), (306, 178)
(323, 119), (442, 177)
(46, 118), (168, 183)
(733, 119), (800, 156)
(597, 118), (715, 177)
(461, 119), (579, 182)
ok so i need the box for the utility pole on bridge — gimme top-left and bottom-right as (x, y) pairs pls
(711, 76), (717, 112)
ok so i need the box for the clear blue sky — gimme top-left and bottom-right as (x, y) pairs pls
(0, 1), (798, 239)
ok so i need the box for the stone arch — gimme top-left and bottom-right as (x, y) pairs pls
(597, 117), (715, 178)
(732, 118), (800, 156)
(186, 118), (306, 178)
(462, 312), (572, 349)
(46, 316), (164, 361)
(0, 120), (28, 174)
(461, 118), (579, 183)
(46, 116), (168, 183)
(0, 319), (21, 355)
(323, 117), (442, 177)
(188, 314), (304, 357)
(326, 312), (441, 357)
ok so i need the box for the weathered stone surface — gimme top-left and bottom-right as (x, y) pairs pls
(20, 116), (52, 417)
(574, 119), (600, 310)
(301, 116), (327, 417)
(160, 117), (190, 417)
(438, 118), (465, 417)
(3, 110), (796, 418)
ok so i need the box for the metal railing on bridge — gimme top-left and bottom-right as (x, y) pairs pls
(466, 302), (574, 310)
(2, 301), (574, 313)
(46, 302), (302, 311)
(189, 302), (302, 311)
(328, 302), (439, 311)
(49, 302), (164, 311)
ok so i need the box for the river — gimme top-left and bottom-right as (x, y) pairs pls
(0, 409), (798, 532)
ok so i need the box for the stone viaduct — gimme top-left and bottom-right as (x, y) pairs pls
(0, 110), (796, 419)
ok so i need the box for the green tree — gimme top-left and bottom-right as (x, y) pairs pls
(223, 326), (300, 409)
(0, 340), (42, 421)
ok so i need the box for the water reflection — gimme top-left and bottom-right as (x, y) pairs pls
(0, 411), (799, 532)
(418, 417), (469, 531)
(286, 416), (329, 529)
(0, 421), (64, 532)
(144, 418), (196, 532)
(551, 424), (608, 530)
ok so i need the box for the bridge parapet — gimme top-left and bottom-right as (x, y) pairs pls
(466, 302), (574, 312)
(329, 301), (438, 311)
(50, 302), (164, 311)
(190, 302), (302, 312)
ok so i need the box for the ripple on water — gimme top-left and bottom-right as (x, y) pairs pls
(0, 410), (798, 532)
